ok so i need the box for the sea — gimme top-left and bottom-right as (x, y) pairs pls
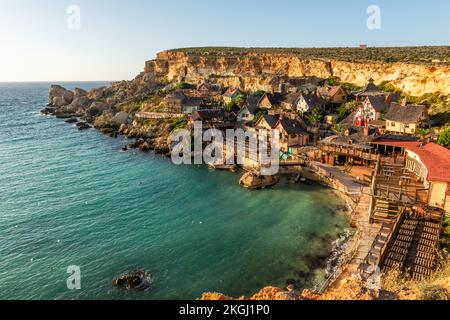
(0, 82), (350, 300)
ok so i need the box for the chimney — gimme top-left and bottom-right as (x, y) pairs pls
(364, 126), (370, 137)
(401, 97), (407, 107)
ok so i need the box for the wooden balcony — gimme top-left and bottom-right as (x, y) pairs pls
(319, 144), (379, 161)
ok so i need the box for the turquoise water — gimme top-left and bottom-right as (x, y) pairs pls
(0, 82), (349, 300)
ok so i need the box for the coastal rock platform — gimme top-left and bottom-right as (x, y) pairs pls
(239, 172), (280, 189)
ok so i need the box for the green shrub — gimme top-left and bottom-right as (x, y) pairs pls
(175, 83), (196, 90)
(309, 107), (325, 125)
(225, 102), (240, 113)
(170, 117), (188, 131)
(254, 108), (269, 123)
(438, 128), (450, 147)
(441, 217), (450, 252)
(338, 101), (356, 121)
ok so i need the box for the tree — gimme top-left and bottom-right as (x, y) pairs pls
(339, 101), (356, 121)
(254, 108), (269, 123)
(225, 102), (240, 113)
(438, 127), (450, 147)
(333, 124), (344, 134)
(417, 128), (431, 139)
(309, 107), (325, 125)
(235, 94), (246, 107)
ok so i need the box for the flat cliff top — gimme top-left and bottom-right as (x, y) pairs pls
(166, 46), (450, 65)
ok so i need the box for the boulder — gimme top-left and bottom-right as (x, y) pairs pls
(77, 122), (91, 130)
(40, 107), (54, 115)
(48, 84), (74, 107)
(139, 140), (152, 152)
(63, 90), (74, 105)
(111, 112), (130, 127)
(74, 88), (88, 99)
(52, 96), (67, 107)
(100, 128), (114, 135)
(113, 270), (152, 291)
(69, 96), (91, 111)
(65, 118), (79, 124)
(88, 87), (107, 100)
(118, 124), (129, 134)
(129, 139), (143, 149)
(86, 102), (109, 118)
(94, 112), (115, 129)
(239, 172), (280, 189)
(49, 85), (67, 103)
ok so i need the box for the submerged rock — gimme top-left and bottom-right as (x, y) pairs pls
(40, 107), (54, 115)
(77, 122), (91, 131)
(65, 118), (79, 124)
(113, 270), (152, 291)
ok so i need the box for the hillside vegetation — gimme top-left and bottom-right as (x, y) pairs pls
(167, 46), (450, 65)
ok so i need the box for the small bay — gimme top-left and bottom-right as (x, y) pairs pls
(0, 82), (349, 300)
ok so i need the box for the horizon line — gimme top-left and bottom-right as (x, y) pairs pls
(0, 80), (119, 83)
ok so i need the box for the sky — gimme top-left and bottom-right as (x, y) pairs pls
(0, 0), (449, 82)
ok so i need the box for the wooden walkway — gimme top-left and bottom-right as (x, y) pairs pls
(340, 187), (383, 277)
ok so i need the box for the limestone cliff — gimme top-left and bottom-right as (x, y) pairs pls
(145, 49), (450, 96)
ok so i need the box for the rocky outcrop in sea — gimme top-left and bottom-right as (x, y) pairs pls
(43, 72), (173, 155)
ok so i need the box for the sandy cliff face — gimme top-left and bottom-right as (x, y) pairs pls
(145, 51), (450, 96)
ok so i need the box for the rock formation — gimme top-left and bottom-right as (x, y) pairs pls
(145, 49), (450, 96)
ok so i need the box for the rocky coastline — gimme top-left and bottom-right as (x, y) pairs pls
(43, 78), (174, 156)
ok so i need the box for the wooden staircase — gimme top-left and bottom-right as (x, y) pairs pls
(380, 207), (443, 280)
(372, 199), (403, 223)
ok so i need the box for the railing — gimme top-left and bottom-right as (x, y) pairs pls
(376, 208), (406, 267)
(136, 111), (185, 119)
(369, 156), (381, 223)
(319, 144), (379, 161)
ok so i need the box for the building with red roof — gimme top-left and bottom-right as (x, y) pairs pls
(372, 138), (450, 212)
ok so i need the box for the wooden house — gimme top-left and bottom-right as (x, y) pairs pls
(280, 92), (302, 110)
(384, 103), (428, 135)
(189, 109), (228, 127)
(197, 82), (223, 97)
(165, 91), (205, 114)
(275, 117), (310, 154)
(317, 85), (348, 105)
(256, 93), (274, 109)
(355, 96), (389, 127)
(255, 114), (280, 132)
(222, 87), (242, 104)
(237, 93), (274, 122)
(296, 94), (326, 114)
